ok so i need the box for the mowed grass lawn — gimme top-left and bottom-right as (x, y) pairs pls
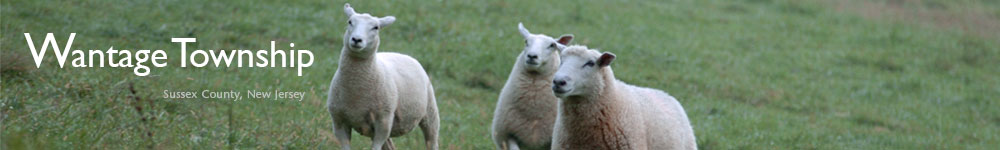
(2, 0), (999, 149)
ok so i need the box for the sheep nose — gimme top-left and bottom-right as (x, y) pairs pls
(527, 54), (538, 59)
(553, 79), (567, 87)
(351, 37), (362, 43)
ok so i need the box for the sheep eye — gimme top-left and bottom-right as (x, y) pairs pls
(549, 43), (557, 48)
(372, 26), (379, 30)
(524, 40), (528, 45)
(583, 60), (595, 68)
(348, 21), (352, 25)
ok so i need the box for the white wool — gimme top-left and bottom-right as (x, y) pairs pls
(491, 23), (573, 150)
(327, 3), (439, 150)
(550, 46), (697, 150)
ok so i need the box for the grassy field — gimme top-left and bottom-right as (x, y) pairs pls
(2, 0), (999, 149)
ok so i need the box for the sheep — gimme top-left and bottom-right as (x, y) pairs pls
(327, 3), (439, 150)
(491, 23), (573, 150)
(550, 46), (697, 150)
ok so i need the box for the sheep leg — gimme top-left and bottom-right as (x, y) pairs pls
(381, 138), (396, 150)
(506, 139), (521, 150)
(419, 99), (440, 150)
(332, 121), (352, 150)
(492, 131), (507, 150)
(370, 112), (394, 150)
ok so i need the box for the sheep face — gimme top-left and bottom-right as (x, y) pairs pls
(343, 3), (395, 52)
(552, 47), (616, 98)
(517, 23), (572, 73)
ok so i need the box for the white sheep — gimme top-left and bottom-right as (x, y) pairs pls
(491, 23), (573, 150)
(550, 46), (697, 150)
(327, 3), (439, 150)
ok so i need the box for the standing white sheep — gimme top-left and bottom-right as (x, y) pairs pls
(491, 23), (573, 150)
(550, 46), (697, 150)
(327, 3), (439, 150)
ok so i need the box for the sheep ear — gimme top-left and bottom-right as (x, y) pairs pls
(557, 34), (573, 45)
(597, 52), (616, 67)
(518, 22), (531, 39)
(344, 3), (356, 17)
(378, 16), (396, 27)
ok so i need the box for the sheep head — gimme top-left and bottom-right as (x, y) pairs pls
(517, 22), (573, 74)
(552, 46), (616, 98)
(343, 3), (395, 53)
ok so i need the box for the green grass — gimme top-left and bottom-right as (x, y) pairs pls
(2, 0), (999, 149)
